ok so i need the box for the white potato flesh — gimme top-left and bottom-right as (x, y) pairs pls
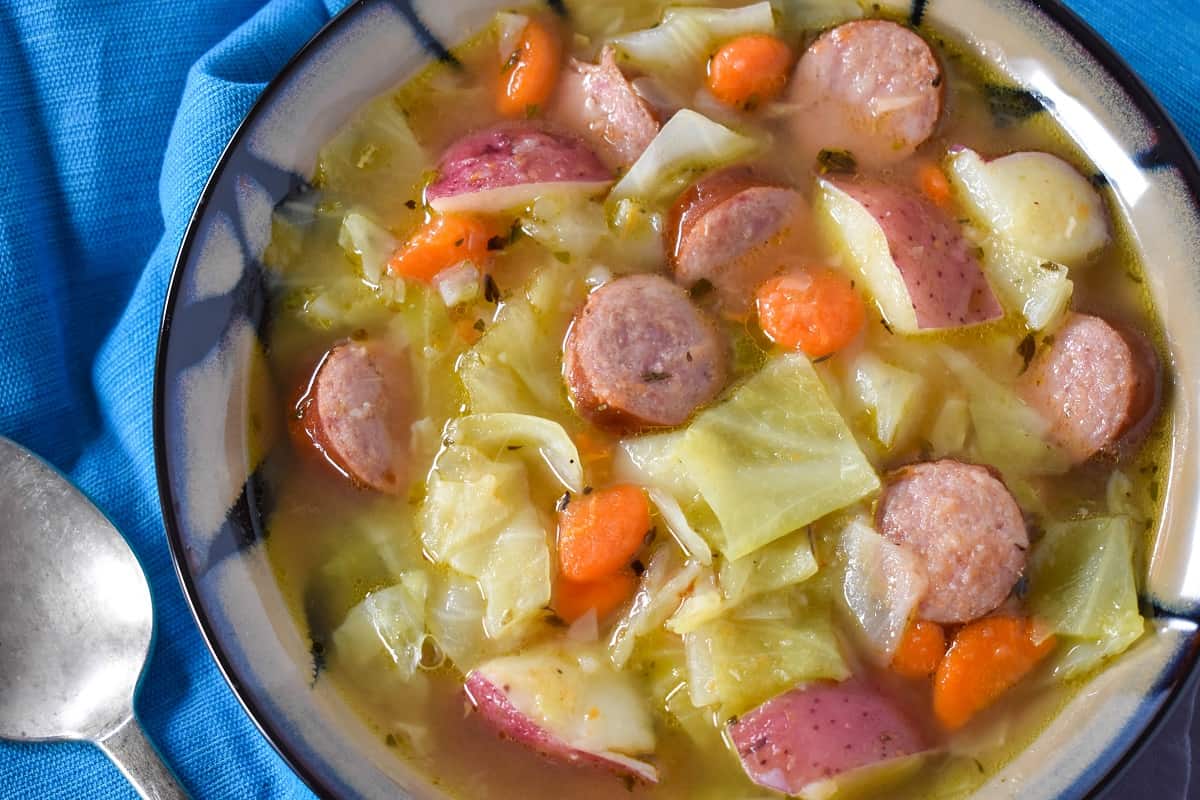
(814, 179), (920, 333)
(946, 148), (1109, 267)
(473, 645), (656, 758)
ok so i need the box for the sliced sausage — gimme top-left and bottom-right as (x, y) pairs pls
(836, 180), (1002, 329)
(788, 20), (943, 169)
(728, 680), (925, 795)
(425, 123), (611, 214)
(668, 168), (809, 314)
(292, 340), (413, 494)
(876, 460), (1027, 624)
(564, 274), (727, 432)
(550, 45), (660, 171)
(1019, 312), (1161, 463)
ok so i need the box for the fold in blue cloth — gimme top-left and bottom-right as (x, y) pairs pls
(0, 1), (1195, 798)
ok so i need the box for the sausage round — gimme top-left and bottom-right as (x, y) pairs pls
(835, 179), (1002, 329)
(876, 460), (1027, 624)
(1019, 312), (1160, 463)
(550, 45), (660, 170)
(728, 680), (924, 795)
(564, 274), (728, 432)
(425, 123), (611, 214)
(787, 20), (943, 169)
(292, 340), (413, 494)
(668, 168), (809, 313)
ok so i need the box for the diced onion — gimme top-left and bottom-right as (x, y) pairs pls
(434, 261), (481, 307)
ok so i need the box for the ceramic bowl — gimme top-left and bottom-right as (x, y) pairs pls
(154, 1), (1200, 797)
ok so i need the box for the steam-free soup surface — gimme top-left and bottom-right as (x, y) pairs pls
(259, 2), (1169, 798)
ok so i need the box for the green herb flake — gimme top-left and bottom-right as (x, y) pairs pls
(817, 149), (858, 175)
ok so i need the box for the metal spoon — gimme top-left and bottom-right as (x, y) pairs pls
(0, 436), (187, 799)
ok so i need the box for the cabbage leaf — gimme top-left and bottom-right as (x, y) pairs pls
(678, 354), (880, 560)
(609, 3), (775, 79)
(839, 519), (928, 665)
(332, 572), (430, 683)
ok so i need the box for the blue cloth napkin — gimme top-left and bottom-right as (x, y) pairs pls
(0, 1), (1196, 798)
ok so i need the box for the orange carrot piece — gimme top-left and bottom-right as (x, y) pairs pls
(933, 616), (1056, 730)
(755, 269), (866, 358)
(553, 571), (639, 623)
(557, 484), (651, 583)
(891, 620), (947, 679)
(707, 34), (793, 110)
(455, 316), (484, 345)
(387, 214), (493, 283)
(918, 163), (953, 208)
(497, 18), (561, 118)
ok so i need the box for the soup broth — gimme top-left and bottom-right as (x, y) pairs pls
(259, 2), (1170, 798)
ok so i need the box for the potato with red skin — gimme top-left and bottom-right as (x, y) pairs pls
(425, 123), (611, 214)
(291, 340), (414, 494)
(728, 680), (925, 795)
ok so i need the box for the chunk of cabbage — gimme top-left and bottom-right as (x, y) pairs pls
(845, 351), (925, 449)
(446, 413), (583, 493)
(1029, 516), (1145, 680)
(609, 3), (775, 80)
(678, 354), (880, 560)
(839, 519), (929, 665)
(338, 211), (401, 291)
(945, 147), (1109, 267)
(684, 590), (849, 716)
(666, 568), (725, 635)
(519, 195), (609, 260)
(646, 487), (713, 565)
(332, 572), (431, 683)
(609, 109), (760, 207)
(977, 233), (1073, 332)
(418, 444), (551, 639)
(718, 529), (819, 608)
(771, 0), (864, 34)
(457, 263), (587, 423)
(609, 548), (702, 668)
(927, 391), (971, 458)
(939, 346), (1070, 479)
(315, 94), (426, 222)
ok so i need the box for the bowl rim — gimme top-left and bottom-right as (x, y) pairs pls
(153, 1), (1200, 798)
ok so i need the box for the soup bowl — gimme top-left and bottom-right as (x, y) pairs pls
(154, 0), (1200, 797)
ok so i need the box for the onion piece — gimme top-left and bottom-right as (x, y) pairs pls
(434, 261), (481, 307)
(646, 487), (713, 565)
(839, 518), (928, 665)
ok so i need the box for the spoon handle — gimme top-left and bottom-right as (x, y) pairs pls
(97, 716), (189, 800)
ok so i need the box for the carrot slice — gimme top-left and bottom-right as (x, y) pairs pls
(498, 18), (561, 118)
(553, 571), (639, 623)
(755, 269), (866, 358)
(707, 34), (793, 110)
(917, 162), (953, 208)
(557, 484), (651, 583)
(933, 616), (1056, 730)
(891, 620), (947, 679)
(387, 214), (493, 283)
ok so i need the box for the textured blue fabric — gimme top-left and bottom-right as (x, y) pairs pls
(0, 1), (1195, 798)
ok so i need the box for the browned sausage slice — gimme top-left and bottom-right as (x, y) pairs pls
(293, 340), (413, 494)
(550, 45), (661, 171)
(564, 275), (728, 432)
(668, 168), (809, 314)
(1019, 312), (1160, 463)
(729, 680), (925, 795)
(788, 20), (943, 169)
(876, 460), (1027, 624)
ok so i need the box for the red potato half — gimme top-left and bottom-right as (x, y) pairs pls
(668, 168), (810, 314)
(291, 340), (414, 494)
(465, 647), (658, 782)
(728, 679), (926, 796)
(425, 123), (612, 214)
(815, 178), (1002, 333)
(550, 45), (660, 171)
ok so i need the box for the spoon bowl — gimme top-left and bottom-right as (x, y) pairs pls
(0, 436), (186, 799)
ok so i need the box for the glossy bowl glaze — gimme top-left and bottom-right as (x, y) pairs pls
(155, 1), (1200, 797)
